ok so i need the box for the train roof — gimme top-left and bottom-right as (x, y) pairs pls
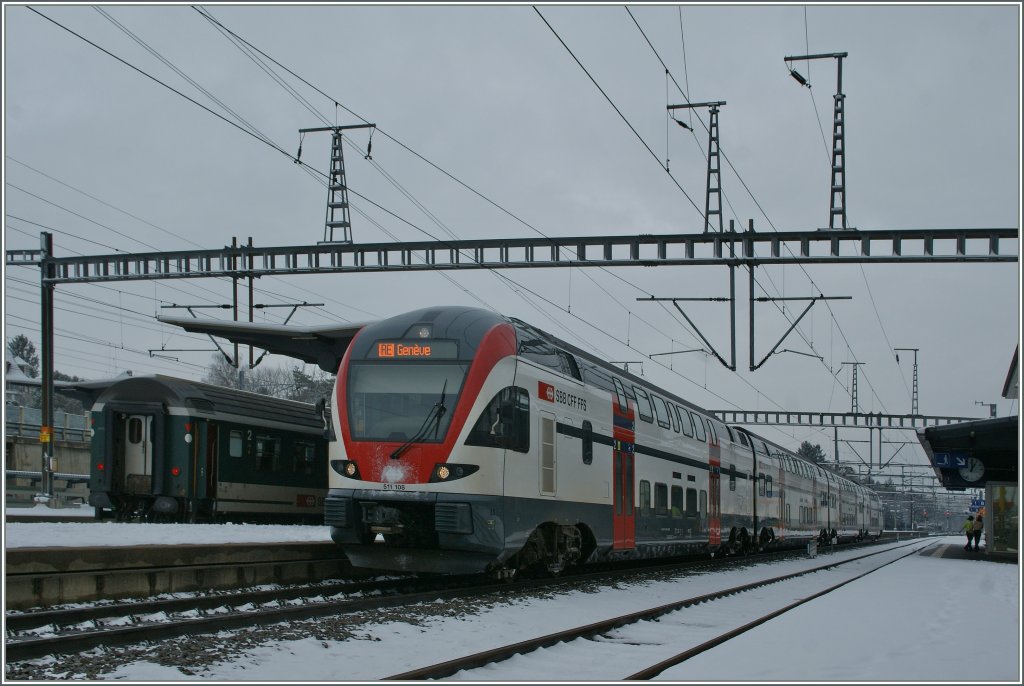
(90, 375), (324, 430)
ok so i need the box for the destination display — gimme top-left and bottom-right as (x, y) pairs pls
(372, 339), (459, 360)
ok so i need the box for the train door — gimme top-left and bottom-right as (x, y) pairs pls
(539, 410), (557, 496)
(708, 424), (722, 547)
(203, 421), (218, 499)
(121, 414), (153, 494)
(611, 384), (635, 549)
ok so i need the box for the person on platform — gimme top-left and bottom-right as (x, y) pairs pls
(962, 514), (975, 551)
(971, 513), (984, 551)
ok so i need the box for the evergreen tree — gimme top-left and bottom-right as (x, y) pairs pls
(7, 335), (39, 377)
(797, 440), (826, 464)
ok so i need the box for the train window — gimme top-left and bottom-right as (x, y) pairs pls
(556, 350), (582, 380)
(668, 402), (680, 433)
(654, 483), (668, 515)
(757, 440), (770, 457)
(766, 476), (773, 498)
(639, 480), (651, 514)
(255, 435), (280, 471)
(293, 441), (316, 475)
(735, 429), (749, 447)
(676, 406), (693, 437)
(348, 361), (468, 442)
(229, 430), (243, 458)
(786, 504), (792, 524)
(671, 485), (683, 516)
(466, 386), (530, 453)
(631, 386), (654, 423)
(691, 412), (706, 441)
(758, 473), (765, 496)
(651, 395), (671, 429)
(128, 418), (143, 444)
(518, 336), (560, 372)
(582, 420), (593, 465)
(699, 490), (707, 520)
(706, 420), (718, 444)
(685, 487), (697, 515)
(728, 463), (736, 491)
(613, 378), (628, 413)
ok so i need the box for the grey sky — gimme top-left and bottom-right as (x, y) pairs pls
(3, 3), (1020, 476)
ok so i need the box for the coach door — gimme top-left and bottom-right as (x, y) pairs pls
(122, 414), (153, 494)
(202, 421), (217, 499)
(611, 384), (636, 549)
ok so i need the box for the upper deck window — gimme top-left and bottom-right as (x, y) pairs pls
(631, 386), (654, 423)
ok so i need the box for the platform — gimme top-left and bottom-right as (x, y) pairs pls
(917, 542), (1017, 563)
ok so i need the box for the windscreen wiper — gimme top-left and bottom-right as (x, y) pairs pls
(390, 379), (448, 460)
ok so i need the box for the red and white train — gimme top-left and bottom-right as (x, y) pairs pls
(163, 305), (883, 577)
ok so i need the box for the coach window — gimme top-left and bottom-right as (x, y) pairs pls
(639, 480), (652, 514)
(651, 395), (671, 429)
(654, 483), (668, 515)
(766, 476), (773, 498)
(758, 473), (765, 496)
(691, 412), (706, 441)
(728, 463), (737, 491)
(293, 441), (315, 475)
(684, 487), (697, 517)
(255, 434), (280, 471)
(229, 430), (244, 458)
(671, 485), (684, 516)
(735, 430), (748, 448)
(581, 420), (593, 465)
(699, 489), (707, 519)
(631, 386), (654, 423)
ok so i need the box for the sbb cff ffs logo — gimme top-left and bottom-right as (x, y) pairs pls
(539, 381), (555, 403)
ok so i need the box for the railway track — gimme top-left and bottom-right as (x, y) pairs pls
(5, 537), (894, 666)
(382, 538), (935, 680)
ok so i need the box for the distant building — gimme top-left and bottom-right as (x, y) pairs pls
(4, 349), (35, 404)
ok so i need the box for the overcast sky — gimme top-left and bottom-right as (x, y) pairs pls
(3, 3), (1020, 479)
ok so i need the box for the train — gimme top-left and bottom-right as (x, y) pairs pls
(79, 375), (329, 523)
(159, 306), (883, 576)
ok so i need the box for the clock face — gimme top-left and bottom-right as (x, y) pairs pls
(958, 457), (986, 483)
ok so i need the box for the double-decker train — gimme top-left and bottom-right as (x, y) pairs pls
(74, 375), (329, 522)
(161, 306), (882, 576)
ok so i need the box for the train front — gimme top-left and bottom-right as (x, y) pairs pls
(324, 307), (520, 574)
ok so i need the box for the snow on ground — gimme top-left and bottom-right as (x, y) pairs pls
(3, 516), (334, 548)
(6, 527), (1018, 682)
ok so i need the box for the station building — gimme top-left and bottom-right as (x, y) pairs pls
(917, 347), (1019, 559)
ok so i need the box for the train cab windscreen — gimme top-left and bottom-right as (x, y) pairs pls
(347, 361), (469, 442)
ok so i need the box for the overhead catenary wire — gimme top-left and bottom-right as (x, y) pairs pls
(188, 5), (709, 350)
(625, 6), (899, 415)
(533, 6), (707, 222)
(13, 7), (856, 449)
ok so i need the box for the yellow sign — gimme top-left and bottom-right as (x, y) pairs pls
(39, 426), (51, 443)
